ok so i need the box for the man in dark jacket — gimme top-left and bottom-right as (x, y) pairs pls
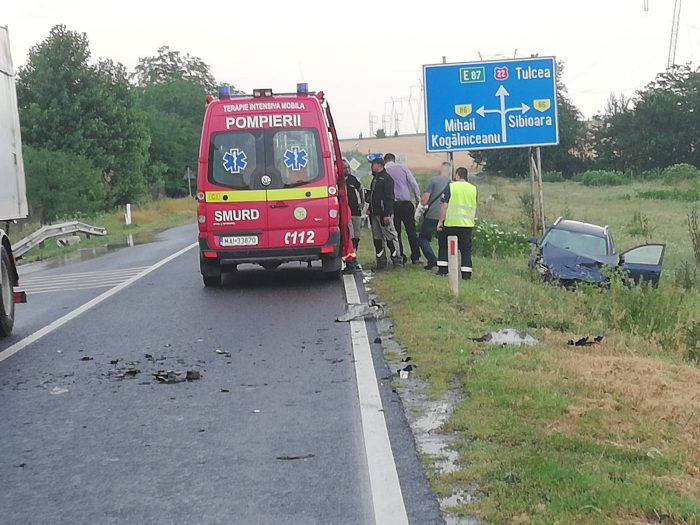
(344, 159), (364, 252)
(368, 157), (401, 269)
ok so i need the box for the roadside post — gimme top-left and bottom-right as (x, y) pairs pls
(124, 203), (132, 226)
(423, 56), (560, 239)
(448, 235), (459, 296)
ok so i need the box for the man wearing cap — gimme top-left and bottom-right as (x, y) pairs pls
(384, 153), (422, 265)
(368, 157), (402, 269)
(436, 166), (477, 280)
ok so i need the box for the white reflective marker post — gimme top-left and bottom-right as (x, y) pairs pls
(124, 203), (132, 226)
(448, 235), (459, 296)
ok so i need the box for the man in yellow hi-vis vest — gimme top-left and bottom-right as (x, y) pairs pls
(436, 167), (477, 280)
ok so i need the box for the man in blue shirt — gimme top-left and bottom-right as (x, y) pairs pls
(384, 153), (422, 264)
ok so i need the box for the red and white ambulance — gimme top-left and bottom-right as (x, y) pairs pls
(196, 84), (354, 286)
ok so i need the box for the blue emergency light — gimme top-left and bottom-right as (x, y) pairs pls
(218, 85), (231, 99)
(366, 153), (383, 162)
(297, 83), (309, 96)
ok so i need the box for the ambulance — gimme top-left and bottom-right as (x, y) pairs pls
(196, 84), (354, 286)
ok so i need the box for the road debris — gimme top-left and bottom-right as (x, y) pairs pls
(275, 454), (315, 461)
(80, 356), (93, 361)
(567, 335), (604, 347)
(336, 300), (384, 322)
(110, 359), (119, 365)
(153, 370), (202, 384)
(215, 349), (232, 358)
(472, 329), (539, 347)
(49, 387), (69, 395)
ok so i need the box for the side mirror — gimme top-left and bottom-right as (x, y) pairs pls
(528, 236), (538, 244)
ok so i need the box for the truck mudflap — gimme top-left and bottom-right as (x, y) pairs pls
(199, 230), (340, 266)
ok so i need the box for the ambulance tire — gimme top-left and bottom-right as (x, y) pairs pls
(201, 261), (222, 287)
(0, 246), (16, 337)
(261, 262), (280, 271)
(322, 256), (341, 281)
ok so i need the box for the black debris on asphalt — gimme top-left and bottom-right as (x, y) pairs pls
(275, 454), (315, 461)
(80, 356), (93, 361)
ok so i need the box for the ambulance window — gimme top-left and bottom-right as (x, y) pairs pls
(210, 132), (258, 189)
(271, 129), (321, 186)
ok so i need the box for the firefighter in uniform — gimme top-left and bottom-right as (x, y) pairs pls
(436, 166), (477, 280)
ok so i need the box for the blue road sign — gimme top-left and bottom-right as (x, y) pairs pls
(423, 57), (559, 152)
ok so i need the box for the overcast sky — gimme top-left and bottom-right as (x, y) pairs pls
(4, 0), (700, 138)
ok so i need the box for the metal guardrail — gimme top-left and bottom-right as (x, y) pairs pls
(12, 221), (107, 258)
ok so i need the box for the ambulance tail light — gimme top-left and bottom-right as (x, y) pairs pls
(329, 209), (338, 219)
(196, 191), (205, 201)
(203, 251), (218, 259)
(328, 186), (337, 196)
(253, 88), (273, 98)
(321, 245), (335, 254)
(197, 201), (207, 232)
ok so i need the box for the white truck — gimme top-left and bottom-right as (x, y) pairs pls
(0, 26), (28, 336)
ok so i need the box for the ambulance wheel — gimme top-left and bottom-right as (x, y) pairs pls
(201, 261), (222, 287)
(261, 262), (280, 271)
(322, 256), (341, 281)
(0, 246), (16, 337)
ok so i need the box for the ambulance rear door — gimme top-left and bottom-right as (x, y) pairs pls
(264, 128), (332, 250)
(206, 130), (269, 250)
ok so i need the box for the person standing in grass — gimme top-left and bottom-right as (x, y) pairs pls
(368, 157), (402, 269)
(418, 161), (452, 270)
(437, 166), (477, 280)
(384, 153), (422, 265)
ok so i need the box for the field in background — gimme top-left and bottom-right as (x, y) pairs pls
(339, 133), (478, 173)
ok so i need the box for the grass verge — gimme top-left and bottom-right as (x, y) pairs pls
(360, 177), (700, 524)
(11, 198), (196, 264)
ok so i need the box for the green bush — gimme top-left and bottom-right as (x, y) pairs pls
(662, 163), (700, 182)
(473, 220), (531, 258)
(541, 171), (565, 183)
(24, 146), (106, 222)
(580, 170), (631, 187)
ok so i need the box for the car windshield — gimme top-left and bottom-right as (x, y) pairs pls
(209, 129), (322, 190)
(542, 228), (608, 258)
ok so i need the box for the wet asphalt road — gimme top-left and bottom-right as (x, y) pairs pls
(0, 224), (443, 525)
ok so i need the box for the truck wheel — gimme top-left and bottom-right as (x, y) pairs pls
(201, 261), (222, 287)
(0, 246), (16, 337)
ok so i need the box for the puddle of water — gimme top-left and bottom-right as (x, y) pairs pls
(374, 314), (482, 523)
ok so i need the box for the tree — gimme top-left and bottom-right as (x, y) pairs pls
(375, 128), (386, 138)
(471, 62), (589, 177)
(594, 65), (700, 172)
(23, 146), (105, 222)
(138, 80), (204, 196)
(16, 25), (150, 206)
(132, 46), (217, 92)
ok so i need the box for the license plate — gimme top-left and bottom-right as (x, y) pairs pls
(220, 235), (258, 247)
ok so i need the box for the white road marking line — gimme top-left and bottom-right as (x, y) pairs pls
(343, 274), (409, 525)
(20, 267), (150, 284)
(19, 266), (151, 279)
(0, 243), (197, 364)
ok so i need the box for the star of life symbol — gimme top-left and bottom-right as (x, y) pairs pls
(283, 146), (308, 171)
(222, 148), (248, 174)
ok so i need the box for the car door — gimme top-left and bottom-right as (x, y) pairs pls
(620, 244), (666, 285)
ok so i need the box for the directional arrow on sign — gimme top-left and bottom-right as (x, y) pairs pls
(475, 85), (530, 143)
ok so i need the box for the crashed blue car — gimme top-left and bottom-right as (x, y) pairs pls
(528, 218), (665, 286)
